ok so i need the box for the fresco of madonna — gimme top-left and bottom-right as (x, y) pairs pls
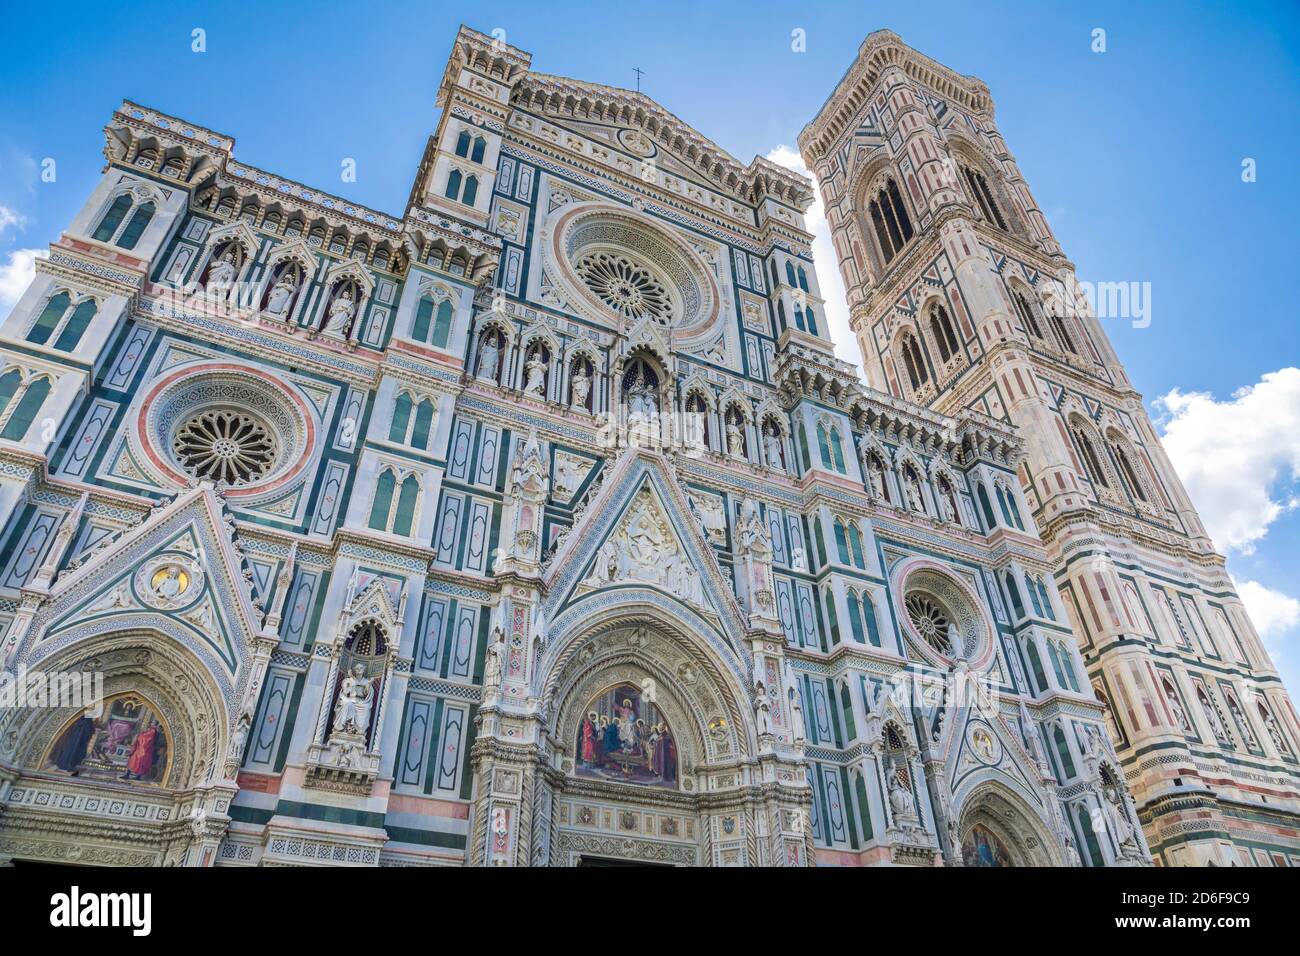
(45, 693), (169, 786)
(575, 682), (677, 788)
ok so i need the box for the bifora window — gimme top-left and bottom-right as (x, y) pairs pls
(574, 251), (672, 323)
(172, 409), (278, 485)
(905, 592), (954, 655)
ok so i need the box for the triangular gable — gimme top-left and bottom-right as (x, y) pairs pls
(946, 709), (1044, 807)
(542, 449), (746, 645)
(30, 484), (266, 680)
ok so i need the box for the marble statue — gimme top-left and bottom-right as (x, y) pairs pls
(325, 287), (356, 337)
(570, 365), (591, 409)
(332, 663), (374, 738)
(524, 353), (547, 396)
(265, 271), (298, 317)
(478, 335), (500, 381)
(205, 249), (238, 293)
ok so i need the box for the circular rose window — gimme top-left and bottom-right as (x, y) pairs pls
(574, 251), (671, 323)
(905, 593), (954, 656)
(173, 409), (278, 485)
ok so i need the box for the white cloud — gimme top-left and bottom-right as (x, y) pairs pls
(1237, 580), (1300, 640)
(1155, 368), (1300, 555)
(764, 145), (859, 374)
(0, 248), (44, 314)
(0, 204), (27, 239)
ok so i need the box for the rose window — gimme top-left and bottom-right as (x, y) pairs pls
(905, 593), (954, 655)
(574, 252), (671, 323)
(173, 409), (278, 485)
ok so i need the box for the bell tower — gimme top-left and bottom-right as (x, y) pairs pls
(801, 30), (1300, 866)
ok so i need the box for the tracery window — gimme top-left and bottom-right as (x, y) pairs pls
(575, 252), (671, 324)
(1011, 289), (1044, 340)
(172, 409), (277, 485)
(27, 290), (97, 352)
(1049, 313), (1077, 354)
(1071, 423), (1110, 489)
(0, 370), (51, 442)
(962, 164), (1008, 231)
(905, 592), (954, 656)
(412, 293), (454, 348)
(867, 177), (914, 266)
(928, 302), (960, 364)
(368, 467), (420, 537)
(92, 193), (155, 249)
(389, 392), (436, 450)
(899, 331), (928, 391)
(1109, 439), (1148, 503)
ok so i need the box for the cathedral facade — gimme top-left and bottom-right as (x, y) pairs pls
(0, 25), (1292, 867)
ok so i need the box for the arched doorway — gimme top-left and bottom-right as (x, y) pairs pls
(956, 783), (1061, 867)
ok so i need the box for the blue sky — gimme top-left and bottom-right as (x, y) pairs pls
(0, 0), (1296, 694)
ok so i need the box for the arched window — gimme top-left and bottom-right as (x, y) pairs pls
(1005, 572), (1025, 619)
(816, 422), (831, 468)
(389, 392), (413, 443)
(1109, 440), (1148, 503)
(1052, 725), (1076, 780)
(51, 299), (97, 352)
(26, 291), (71, 346)
(368, 469), (396, 531)
(867, 177), (914, 266)
(828, 424), (845, 472)
(847, 523), (865, 569)
(928, 302), (960, 363)
(962, 165), (1008, 230)
(1071, 423), (1110, 488)
(899, 332), (928, 391)
(1011, 290), (1044, 340)
(444, 169), (463, 201)
(1049, 313), (1077, 353)
(832, 518), (850, 565)
(471, 136), (486, 164)
(823, 590), (841, 645)
(462, 175), (479, 207)
(116, 202), (154, 249)
(797, 266), (810, 293)
(393, 475), (420, 536)
(92, 194), (132, 243)
(803, 304), (819, 336)
(847, 591), (866, 644)
(0, 376), (50, 441)
(368, 469), (420, 536)
(785, 261), (798, 287)
(861, 591), (882, 646)
(1025, 639), (1048, 694)
(976, 482), (996, 529)
(455, 130), (471, 158)
(410, 399), (435, 449)
(0, 369), (21, 419)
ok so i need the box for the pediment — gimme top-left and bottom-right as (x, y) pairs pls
(28, 484), (266, 679)
(542, 450), (745, 640)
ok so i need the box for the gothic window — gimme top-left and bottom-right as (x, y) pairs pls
(1108, 438), (1149, 503)
(413, 293), (454, 348)
(1005, 572), (1026, 619)
(962, 165), (1008, 230)
(263, 210), (283, 232)
(1049, 313), (1077, 353)
(27, 291), (97, 352)
(976, 481), (996, 529)
(860, 591), (882, 646)
(1052, 724), (1076, 780)
(928, 302), (960, 364)
(445, 168), (463, 201)
(455, 130), (471, 157)
(91, 194), (133, 243)
(308, 225), (326, 247)
(797, 266), (810, 293)
(847, 591), (866, 644)
(1095, 685), (1128, 748)
(368, 467), (420, 537)
(823, 590), (842, 645)
(1024, 638), (1048, 694)
(328, 232), (348, 254)
(785, 261), (797, 287)
(285, 217), (304, 238)
(847, 522), (866, 569)
(833, 517), (851, 565)
(1011, 289), (1044, 340)
(867, 177), (914, 266)
(575, 252), (671, 323)
(1071, 422), (1110, 489)
(471, 136), (486, 164)
(899, 331), (928, 391)
(462, 175), (479, 206)
(0, 370), (51, 442)
(389, 392), (435, 450)
(815, 421), (845, 472)
(117, 202), (155, 250)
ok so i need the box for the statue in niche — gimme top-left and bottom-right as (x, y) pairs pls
(754, 682), (772, 737)
(785, 664), (806, 743)
(1261, 707), (1290, 755)
(738, 497), (771, 557)
(726, 419), (745, 458)
(1103, 785), (1137, 851)
(332, 663), (374, 738)
(478, 333), (501, 381)
(324, 286), (357, 337)
(1164, 683), (1191, 733)
(524, 351), (547, 396)
(904, 469), (926, 512)
(264, 269), (299, 317)
(764, 428), (784, 470)
(484, 627), (505, 691)
(204, 248), (239, 294)
(866, 456), (887, 501)
(887, 764), (916, 822)
(936, 479), (958, 523)
(570, 364), (591, 410)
